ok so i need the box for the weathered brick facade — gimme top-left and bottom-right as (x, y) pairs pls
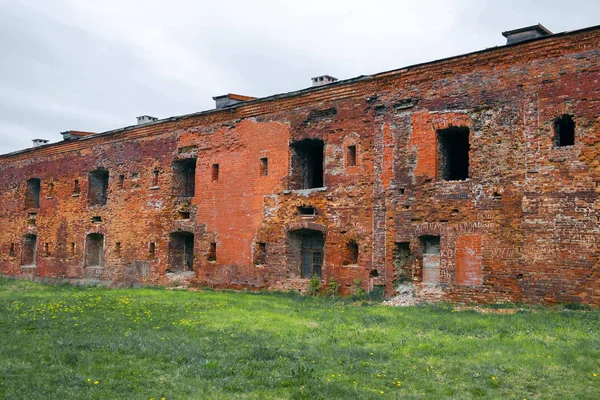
(1, 26), (599, 303)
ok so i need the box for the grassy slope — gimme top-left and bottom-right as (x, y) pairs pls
(0, 278), (598, 399)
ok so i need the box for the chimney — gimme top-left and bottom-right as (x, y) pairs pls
(502, 24), (552, 45)
(136, 115), (158, 125)
(212, 93), (257, 110)
(311, 75), (338, 87)
(32, 139), (49, 147)
(60, 130), (95, 141)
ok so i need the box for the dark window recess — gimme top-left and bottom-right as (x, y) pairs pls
(118, 174), (125, 189)
(208, 242), (217, 261)
(260, 157), (268, 176)
(85, 233), (104, 267)
(69, 242), (76, 257)
(493, 191), (502, 200)
(21, 234), (37, 266)
(554, 114), (575, 147)
(115, 242), (121, 256)
(43, 243), (50, 257)
(255, 242), (266, 265)
(173, 159), (196, 197)
(437, 127), (470, 181)
(47, 183), (54, 197)
(152, 169), (160, 187)
(9, 243), (15, 257)
(298, 206), (316, 216)
(343, 240), (359, 265)
(88, 168), (109, 206)
(346, 145), (357, 166)
(25, 178), (41, 208)
(211, 164), (219, 182)
(290, 139), (324, 189)
(178, 211), (191, 220)
(168, 232), (194, 272)
(92, 216), (102, 223)
(27, 212), (37, 226)
(369, 269), (379, 278)
(73, 179), (81, 194)
(420, 235), (441, 255)
(149, 242), (156, 258)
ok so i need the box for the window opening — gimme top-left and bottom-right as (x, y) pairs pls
(290, 139), (324, 189)
(21, 234), (37, 266)
(437, 127), (470, 181)
(346, 145), (357, 167)
(43, 243), (49, 257)
(178, 211), (191, 220)
(152, 169), (160, 187)
(421, 235), (440, 254)
(255, 242), (266, 265)
(554, 114), (575, 147)
(208, 242), (217, 261)
(9, 243), (15, 257)
(118, 174), (125, 189)
(92, 216), (102, 223)
(25, 178), (41, 208)
(149, 242), (156, 258)
(298, 206), (316, 216)
(88, 168), (109, 206)
(115, 242), (122, 257)
(173, 159), (196, 197)
(73, 179), (81, 195)
(85, 233), (104, 267)
(27, 212), (37, 226)
(343, 240), (359, 265)
(260, 157), (268, 176)
(167, 232), (194, 272)
(211, 164), (219, 182)
(69, 242), (76, 257)
(47, 183), (54, 197)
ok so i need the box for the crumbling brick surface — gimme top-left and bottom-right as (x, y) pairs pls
(1, 27), (599, 303)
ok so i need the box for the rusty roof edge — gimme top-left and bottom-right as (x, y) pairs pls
(2, 23), (600, 161)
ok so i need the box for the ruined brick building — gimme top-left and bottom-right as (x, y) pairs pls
(1, 24), (599, 303)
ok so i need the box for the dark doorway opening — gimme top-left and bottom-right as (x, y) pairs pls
(289, 229), (324, 278)
(21, 234), (37, 266)
(554, 114), (575, 147)
(85, 233), (104, 267)
(168, 232), (194, 273)
(437, 127), (470, 181)
(290, 139), (324, 189)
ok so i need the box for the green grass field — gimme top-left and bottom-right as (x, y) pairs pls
(0, 278), (598, 399)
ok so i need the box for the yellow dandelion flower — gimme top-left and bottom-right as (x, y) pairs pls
(94, 381), (99, 385)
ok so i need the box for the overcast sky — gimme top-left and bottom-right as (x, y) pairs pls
(0, 0), (598, 154)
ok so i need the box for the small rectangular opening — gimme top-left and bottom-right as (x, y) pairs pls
(343, 240), (359, 265)
(92, 216), (102, 223)
(152, 169), (160, 187)
(554, 114), (575, 147)
(27, 212), (37, 226)
(69, 242), (76, 257)
(346, 145), (357, 166)
(9, 243), (15, 257)
(43, 243), (49, 257)
(73, 179), (81, 195)
(437, 127), (470, 181)
(118, 174), (125, 189)
(211, 164), (219, 182)
(260, 157), (268, 176)
(115, 242), (122, 256)
(46, 183), (54, 198)
(149, 242), (156, 258)
(178, 211), (191, 220)
(298, 206), (316, 216)
(255, 242), (266, 265)
(208, 242), (217, 261)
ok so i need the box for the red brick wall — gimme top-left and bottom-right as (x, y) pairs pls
(0, 27), (598, 303)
